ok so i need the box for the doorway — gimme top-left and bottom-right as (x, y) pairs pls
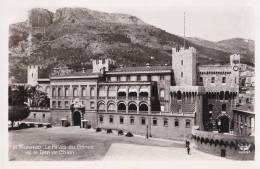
(218, 116), (229, 133)
(73, 111), (81, 126)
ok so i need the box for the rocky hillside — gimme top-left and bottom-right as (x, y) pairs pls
(9, 8), (254, 83)
(187, 37), (255, 64)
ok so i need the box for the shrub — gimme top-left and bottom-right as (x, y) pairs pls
(107, 129), (112, 134)
(46, 124), (52, 128)
(19, 123), (28, 129)
(125, 132), (133, 137)
(64, 121), (70, 127)
(118, 130), (124, 135)
(96, 128), (102, 132)
(29, 123), (35, 128)
(38, 124), (43, 128)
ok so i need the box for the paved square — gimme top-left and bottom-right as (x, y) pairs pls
(9, 127), (229, 161)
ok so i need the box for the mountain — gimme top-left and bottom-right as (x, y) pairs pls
(9, 8), (254, 83)
(187, 37), (255, 65)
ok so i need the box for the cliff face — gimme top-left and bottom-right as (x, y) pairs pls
(9, 8), (254, 83)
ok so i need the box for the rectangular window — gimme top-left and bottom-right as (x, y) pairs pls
(164, 119), (168, 127)
(109, 116), (113, 124)
(199, 77), (203, 83)
(65, 101), (69, 108)
(137, 75), (141, 81)
(181, 60), (183, 65)
(181, 72), (183, 78)
(42, 113), (45, 119)
(148, 75), (151, 81)
(102, 59), (105, 64)
(186, 120), (191, 128)
(152, 118), (157, 126)
(127, 75), (130, 81)
(141, 117), (146, 125)
(211, 77), (215, 83)
(33, 113), (36, 118)
(160, 75), (164, 81)
(174, 119), (179, 127)
(120, 116), (124, 124)
(160, 105), (165, 112)
(222, 77), (226, 83)
(90, 101), (95, 109)
(52, 101), (56, 108)
(130, 117), (135, 125)
(58, 101), (62, 108)
(99, 116), (103, 123)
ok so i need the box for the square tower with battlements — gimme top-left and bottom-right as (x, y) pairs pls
(172, 47), (197, 86)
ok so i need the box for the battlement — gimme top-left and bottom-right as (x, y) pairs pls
(92, 58), (116, 73)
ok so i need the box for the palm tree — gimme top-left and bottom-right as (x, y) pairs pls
(8, 85), (30, 128)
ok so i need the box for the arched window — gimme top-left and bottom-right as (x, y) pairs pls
(52, 88), (56, 97)
(58, 88), (62, 97)
(118, 103), (126, 112)
(160, 89), (165, 98)
(90, 87), (95, 97)
(98, 102), (105, 111)
(128, 103), (137, 112)
(65, 88), (69, 97)
(139, 103), (148, 112)
(82, 87), (87, 97)
(46, 86), (51, 96)
(73, 88), (78, 97)
(107, 102), (116, 111)
(222, 104), (226, 111)
(177, 91), (182, 100)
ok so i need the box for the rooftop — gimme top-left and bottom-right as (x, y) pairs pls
(234, 104), (254, 114)
(107, 65), (172, 74)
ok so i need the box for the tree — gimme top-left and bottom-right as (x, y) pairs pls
(8, 85), (30, 128)
(9, 85), (50, 128)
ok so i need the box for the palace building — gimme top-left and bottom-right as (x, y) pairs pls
(27, 46), (241, 140)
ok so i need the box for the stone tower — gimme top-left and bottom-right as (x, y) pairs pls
(27, 65), (39, 86)
(172, 47), (197, 86)
(92, 58), (116, 73)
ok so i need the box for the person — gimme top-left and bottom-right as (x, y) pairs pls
(185, 140), (188, 147)
(187, 146), (190, 155)
(187, 140), (190, 147)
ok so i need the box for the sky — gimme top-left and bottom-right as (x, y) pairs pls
(3, 0), (255, 42)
